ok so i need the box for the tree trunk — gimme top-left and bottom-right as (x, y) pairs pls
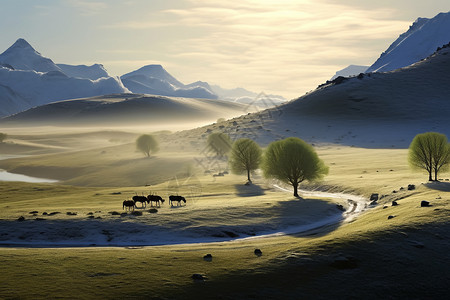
(247, 169), (251, 183)
(428, 170), (432, 181)
(293, 183), (299, 198)
(435, 168), (438, 181)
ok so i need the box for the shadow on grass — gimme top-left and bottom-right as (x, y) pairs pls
(425, 181), (450, 192)
(234, 183), (266, 197)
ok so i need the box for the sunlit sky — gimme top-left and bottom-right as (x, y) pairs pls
(1, 0), (449, 99)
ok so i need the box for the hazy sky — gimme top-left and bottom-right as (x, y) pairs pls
(1, 0), (449, 99)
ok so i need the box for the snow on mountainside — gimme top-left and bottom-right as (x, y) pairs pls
(121, 65), (218, 99)
(330, 65), (368, 80)
(210, 85), (286, 107)
(367, 12), (450, 73)
(214, 44), (450, 148)
(57, 63), (109, 80)
(0, 39), (128, 117)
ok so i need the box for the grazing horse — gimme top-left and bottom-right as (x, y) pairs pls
(169, 195), (186, 206)
(133, 195), (148, 208)
(123, 200), (135, 211)
(147, 195), (165, 207)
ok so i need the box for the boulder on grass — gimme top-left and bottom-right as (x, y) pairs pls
(370, 193), (379, 201)
(408, 184), (416, 190)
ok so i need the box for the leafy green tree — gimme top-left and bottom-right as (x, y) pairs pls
(0, 133), (7, 143)
(207, 132), (232, 157)
(262, 137), (328, 197)
(409, 132), (450, 181)
(229, 138), (262, 183)
(136, 134), (159, 157)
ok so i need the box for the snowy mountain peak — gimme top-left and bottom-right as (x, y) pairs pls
(8, 38), (35, 51)
(121, 64), (184, 88)
(0, 38), (61, 73)
(367, 11), (450, 73)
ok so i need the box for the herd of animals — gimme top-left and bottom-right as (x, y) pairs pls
(122, 194), (186, 211)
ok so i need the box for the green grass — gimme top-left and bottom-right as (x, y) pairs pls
(0, 129), (449, 299)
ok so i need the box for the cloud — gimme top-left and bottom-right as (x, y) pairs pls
(101, 0), (411, 98)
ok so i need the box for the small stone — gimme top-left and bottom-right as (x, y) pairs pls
(109, 211), (120, 215)
(421, 201), (431, 207)
(383, 206), (388, 209)
(42, 212), (48, 215)
(392, 201), (398, 206)
(388, 215), (395, 220)
(407, 184), (416, 191)
(131, 211), (143, 216)
(369, 194), (379, 201)
(17, 216), (25, 222)
(254, 249), (262, 256)
(203, 254), (213, 261)
(66, 212), (77, 216)
(29, 211), (38, 214)
(148, 208), (158, 213)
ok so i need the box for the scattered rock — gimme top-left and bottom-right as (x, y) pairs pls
(192, 273), (207, 281)
(392, 201), (398, 206)
(66, 212), (77, 216)
(35, 218), (46, 221)
(392, 190), (397, 194)
(42, 212), (48, 215)
(408, 184), (416, 191)
(95, 216), (102, 219)
(88, 216), (95, 219)
(369, 201), (377, 206)
(336, 204), (345, 211)
(388, 215), (396, 220)
(131, 211), (143, 216)
(369, 193), (379, 201)
(17, 216), (25, 222)
(399, 187), (404, 190)
(109, 211), (120, 215)
(254, 249), (262, 256)
(87, 212), (94, 215)
(383, 206), (388, 209)
(111, 192), (122, 195)
(421, 201), (431, 207)
(148, 208), (158, 213)
(49, 212), (60, 216)
(29, 211), (38, 214)
(203, 254), (213, 261)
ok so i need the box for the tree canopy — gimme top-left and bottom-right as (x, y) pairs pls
(229, 138), (262, 183)
(136, 134), (159, 157)
(262, 137), (328, 197)
(408, 132), (450, 181)
(207, 132), (232, 157)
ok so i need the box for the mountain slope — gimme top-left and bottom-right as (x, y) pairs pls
(367, 12), (450, 72)
(0, 94), (249, 126)
(330, 65), (368, 80)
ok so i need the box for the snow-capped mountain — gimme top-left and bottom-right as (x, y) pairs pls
(121, 65), (218, 99)
(0, 39), (128, 117)
(367, 12), (450, 73)
(242, 43), (450, 148)
(57, 63), (109, 80)
(0, 38), (62, 73)
(330, 65), (368, 80)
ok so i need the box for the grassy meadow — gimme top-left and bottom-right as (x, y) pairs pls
(0, 125), (449, 299)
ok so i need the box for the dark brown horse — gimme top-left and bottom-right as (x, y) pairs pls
(169, 195), (186, 206)
(147, 195), (165, 207)
(123, 200), (135, 211)
(133, 195), (148, 208)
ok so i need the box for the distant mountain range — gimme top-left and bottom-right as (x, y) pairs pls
(0, 39), (286, 118)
